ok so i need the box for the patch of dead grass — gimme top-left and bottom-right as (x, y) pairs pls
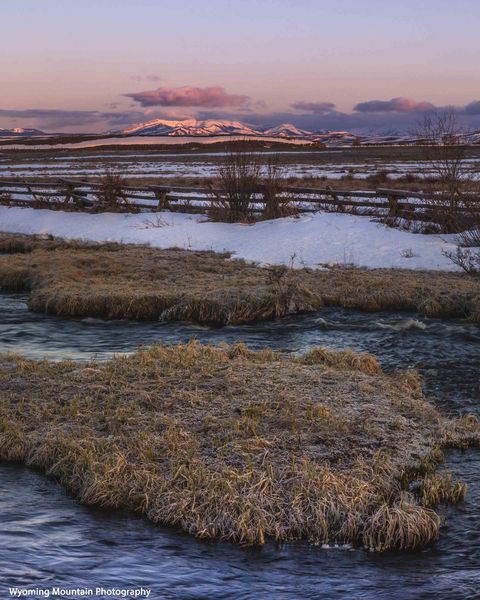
(0, 342), (478, 549)
(0, 234), (479, 324)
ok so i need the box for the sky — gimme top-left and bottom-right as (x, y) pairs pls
(1, 0), (480, 133)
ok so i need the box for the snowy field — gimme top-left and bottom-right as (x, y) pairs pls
(0, 206), (459, 271)
(0, 153), (479, 181)
(0, 135), (312, 151)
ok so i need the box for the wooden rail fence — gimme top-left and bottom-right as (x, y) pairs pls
(0, 178), (479, 222)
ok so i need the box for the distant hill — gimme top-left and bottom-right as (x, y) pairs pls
(262, 123), (312, 138)
(0, 127), (45, 137)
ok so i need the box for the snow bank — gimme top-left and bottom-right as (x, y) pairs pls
(0, 206), (459, 271)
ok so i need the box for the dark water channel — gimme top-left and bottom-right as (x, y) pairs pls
(1, 293), (480, 599)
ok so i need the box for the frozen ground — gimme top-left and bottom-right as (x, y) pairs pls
(0, 155), (479, 181)
(0, 206), (458, 271)
(0, 135), (312, 151)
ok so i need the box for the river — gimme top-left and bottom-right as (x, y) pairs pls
(1, 293), (479, 599)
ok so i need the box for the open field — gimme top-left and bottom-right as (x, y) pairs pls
(1, 341), (478, 549)
(0, 234), (478, 323)
(1, 144), (480, 188)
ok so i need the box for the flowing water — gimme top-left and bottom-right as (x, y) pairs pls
(1, 293), (480, 599)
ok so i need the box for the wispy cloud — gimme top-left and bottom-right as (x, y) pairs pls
(125, 85), (250, 108)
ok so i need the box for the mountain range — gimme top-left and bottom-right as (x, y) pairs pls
(1, 119), (480, 146)
(122, 118), (480, 146)
(119, 118), (362, 145)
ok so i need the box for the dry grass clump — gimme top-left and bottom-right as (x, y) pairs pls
(301, 347), (381, 375)
(363, 494), (442, 551)
(419, 472), (467, 507)
(0, 232), (40, 253)
(1, 342), (478, 550)
(0, 232), (125, 254)
(0, 233), (479, 323)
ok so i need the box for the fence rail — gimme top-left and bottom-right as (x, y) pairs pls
(0, 179), (479, 222)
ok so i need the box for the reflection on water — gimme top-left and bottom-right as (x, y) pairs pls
(1, 293), (480, 599)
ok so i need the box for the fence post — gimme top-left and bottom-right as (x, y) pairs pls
(387, 194), (399, 217)
(153, 189), (170, 211)
(326, 186), (342, 212)
(63, 183), (75, 205)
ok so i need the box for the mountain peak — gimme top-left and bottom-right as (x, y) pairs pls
(263, 123), (311, 137)
(122, 118), (261, 137)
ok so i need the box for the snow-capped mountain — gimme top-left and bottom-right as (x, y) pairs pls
(120, 118), (366, 145)
(310, 131), (360, 146)
(0, 127), (45, 137)
(263, 123), (312, 138)
(120, 117), (475, 146)
(122, 118), (262, 137)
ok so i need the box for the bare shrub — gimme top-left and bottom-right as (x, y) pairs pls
(207, 152), (261, 222)
(417, 109), (478, 232)
(446, 248), (480, 274)
(444, 224), (480, 275)
(458, 226), (480, 248)
(94, 172), (139, 213)
(208, 152), (297, 222)
(444, 229), (480, 275)
(260, 159), (298, 220)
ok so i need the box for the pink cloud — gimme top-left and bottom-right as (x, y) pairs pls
(125, 85), (250, 108)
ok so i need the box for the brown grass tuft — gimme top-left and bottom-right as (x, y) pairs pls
(363, 494), (442, 551)
(301, 347), (382, 374)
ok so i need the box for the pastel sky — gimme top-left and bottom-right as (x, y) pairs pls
(1, 0), (480, 132)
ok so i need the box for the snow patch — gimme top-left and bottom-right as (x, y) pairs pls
(0, 206), (459, 271)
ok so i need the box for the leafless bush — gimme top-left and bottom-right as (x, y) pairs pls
(444, 225), (480, 275)
(458, 226), (480, 248)
(208, 152), (261, 222)
(94, 172), (139, 213)
(208, 152), (297, 222)
(417, 109), (476, 232)
(444, 246), (480, 275)
(260, 159), (298, 220)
